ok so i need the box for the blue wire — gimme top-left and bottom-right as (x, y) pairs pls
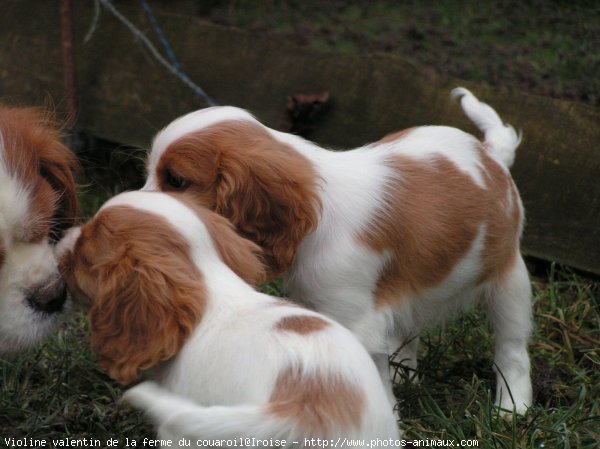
(140, 0), (218, 106)
(141, 0), (180, 70)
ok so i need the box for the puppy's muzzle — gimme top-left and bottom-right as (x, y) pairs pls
(26, 278), (67, 314)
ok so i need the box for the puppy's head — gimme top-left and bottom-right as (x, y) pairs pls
(143, 107), (321, 279)
(60, 191), (265, 384)
(0, 105), (79, 352)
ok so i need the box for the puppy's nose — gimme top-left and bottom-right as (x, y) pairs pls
(27, 279), (67, 314)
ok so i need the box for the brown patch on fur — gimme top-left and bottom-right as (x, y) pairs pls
(70, 206), (205, 384)
(275, 315), (330, 334)
(155, 120), (321, 279)
(58, 239), (93, 308)
(477, 150), (522, 281)
(0, 106), (80, 242)
(174, 193), (267, 287)
(373, 127), (415, 145)
(268, 366), (364, 436)
(362, 148), (521, 306)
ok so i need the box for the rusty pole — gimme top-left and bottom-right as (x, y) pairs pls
(60, 0), (78, 131)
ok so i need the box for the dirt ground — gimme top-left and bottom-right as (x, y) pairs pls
(183, 0), (600, 107)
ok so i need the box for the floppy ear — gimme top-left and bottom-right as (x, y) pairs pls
(55, 227), (93, 307)
(156, 122), (321, 279)
(40, 142), (80, 234)
(214, 129), (321, 278)
(88, 238), (205, 385)
(199, 210), (267, 287)
(35, 111), (81, 234)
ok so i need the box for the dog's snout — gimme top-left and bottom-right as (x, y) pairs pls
(26, 279), (67, 314)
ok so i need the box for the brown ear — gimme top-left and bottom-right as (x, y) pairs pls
(85, 212), (206, 385)
(33, 109), (81, 235)
(213, 124), (321, 278)
(56, 227), (94, 308)
(39, 140), (80, 236)
(157, 121), (321, 279)
(199, 210), (267, 287)
(0, 106), (80, 239)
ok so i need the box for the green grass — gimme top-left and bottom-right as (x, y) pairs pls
(393, 264), (600, 447)
(0, 313), (152, 444)
(1, 264), (598, 448)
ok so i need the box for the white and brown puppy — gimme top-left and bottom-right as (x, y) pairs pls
(58, 191), (399, 444)
(143, 88), (533, 414)
(0, 105), (79, 352)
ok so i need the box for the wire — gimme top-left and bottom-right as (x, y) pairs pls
(94, 0), (218, 106)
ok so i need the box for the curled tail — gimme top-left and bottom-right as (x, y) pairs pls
(123, 382), (296, 445)
(451, 87), (521, 167)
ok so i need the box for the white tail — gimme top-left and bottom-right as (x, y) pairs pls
(451, 87), (522, 167)
(123, 382), (298, 447)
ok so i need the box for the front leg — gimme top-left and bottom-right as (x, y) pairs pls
(373, 352), (400, 421)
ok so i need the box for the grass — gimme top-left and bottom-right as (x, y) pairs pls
(0, 314), (153, 444)
(393, 264), (600, 448)
(1, 262), (598, 448)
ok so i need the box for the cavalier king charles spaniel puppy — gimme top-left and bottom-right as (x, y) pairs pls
(57, 190), (400, 442)
(142, 88), (532, 415)
(0, 105), (79, 352)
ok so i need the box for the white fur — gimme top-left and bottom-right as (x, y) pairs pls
(483, 256), (533, 412)
(144, 88), (533, 415)
(451, 87), (522, 167)
(93, 191), (400, 445)
(0, 145), (66, 352)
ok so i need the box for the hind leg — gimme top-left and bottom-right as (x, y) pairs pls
(351, 307), (401, 419)
(484, 255), (532, 415)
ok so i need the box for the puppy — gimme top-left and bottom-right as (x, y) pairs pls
(142, 88), (533, 414)
(0, 105), (79, 352)
(59, 191), (400, 444)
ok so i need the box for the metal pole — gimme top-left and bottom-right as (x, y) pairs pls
(61, 0), (78, 131)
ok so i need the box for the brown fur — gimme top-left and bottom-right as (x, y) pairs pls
(268, 366), (364, 436)
(69, 207), (206, 384)
(478, 149), (522, 281)
(274, 315), (330, 334)
(174, 193), (267, 286)
(0, 106), (80, 241)
(156, 121), (321, 279)
(361, 148), (521, 306)
(58, 244), (92, 308)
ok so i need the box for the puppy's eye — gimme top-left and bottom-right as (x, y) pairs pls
(164, 170), (190, 191)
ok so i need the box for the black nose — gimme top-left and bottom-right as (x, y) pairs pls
(26, 279), (67, 314)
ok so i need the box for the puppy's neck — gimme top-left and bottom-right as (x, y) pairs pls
(196, 261), (259, 314)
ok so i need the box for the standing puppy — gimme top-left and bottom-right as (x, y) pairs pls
(0, 105), (79, 352)
(59, 191), (400, 444)
(143, 88), (532, 414)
